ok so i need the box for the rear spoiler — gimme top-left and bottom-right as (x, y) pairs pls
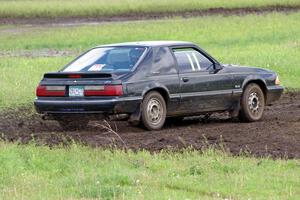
(43, 72), (112, 79)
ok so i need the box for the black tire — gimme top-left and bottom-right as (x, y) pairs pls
(141, 91), (167, 130)
(239, 83), (265, 122)
(55, 116), (89, 131)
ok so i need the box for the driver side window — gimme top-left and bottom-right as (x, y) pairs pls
(173, 48), (213, 73)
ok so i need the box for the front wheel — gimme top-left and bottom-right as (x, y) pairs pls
(239, 83), (265, 122)
(141, 91), (166, 130)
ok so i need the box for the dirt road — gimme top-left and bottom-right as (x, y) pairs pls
(1, 5), (300, 25)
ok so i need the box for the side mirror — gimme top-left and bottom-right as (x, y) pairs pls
(214, 63), (223, 73)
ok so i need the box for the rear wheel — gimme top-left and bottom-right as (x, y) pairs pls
(55, 116), (89, 131)
(141, 91), (166, 130)
(239, 83), (265, 122)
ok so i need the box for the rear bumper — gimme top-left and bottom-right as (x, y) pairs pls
(266, 85), (284, 104)
(34, 96), (142, 114)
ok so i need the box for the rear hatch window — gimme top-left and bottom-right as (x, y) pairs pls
(63, 47), (146, 73)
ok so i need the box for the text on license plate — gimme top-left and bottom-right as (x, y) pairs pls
(69, 86), (84, 97)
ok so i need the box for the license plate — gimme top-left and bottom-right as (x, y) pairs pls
(69, 86), (84, 97)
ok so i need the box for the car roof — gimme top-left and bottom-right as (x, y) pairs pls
(97, 41), (196, 48)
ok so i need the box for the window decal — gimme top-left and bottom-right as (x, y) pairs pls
(88, 64), (105, 71)
(192, 52), (201, 70)
(186, 53), (195, 71)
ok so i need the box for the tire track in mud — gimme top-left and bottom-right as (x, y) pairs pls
(1, 92), (300, 159)
(1, 5), (300, 25)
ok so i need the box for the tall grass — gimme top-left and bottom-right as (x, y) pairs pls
(0, 142), (299, 199)
(0, 0), (299, 19)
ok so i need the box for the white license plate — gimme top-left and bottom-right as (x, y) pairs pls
(69, 86), (84, 97)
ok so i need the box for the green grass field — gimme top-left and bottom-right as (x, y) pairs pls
(0, 12), (299, 109)
(0, 143), (299, 200)
(0, 4), (300, 200)
(0, 0), (299, 19)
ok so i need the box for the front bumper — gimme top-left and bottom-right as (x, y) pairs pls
(34, 96), (142, 114)
(266, 85), (284, 104)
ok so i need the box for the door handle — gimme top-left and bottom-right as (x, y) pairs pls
(181, 77), (189, 82)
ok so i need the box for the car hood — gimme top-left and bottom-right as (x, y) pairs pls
(222, 64), (275, 74)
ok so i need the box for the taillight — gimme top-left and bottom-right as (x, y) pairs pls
(68, 74), (81, 78)
(84, 85), (123, 96)
(36, 85), (66, 97)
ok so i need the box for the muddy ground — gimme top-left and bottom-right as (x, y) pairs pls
(1, 5), (300, 25)
(1, 92), (300, 159)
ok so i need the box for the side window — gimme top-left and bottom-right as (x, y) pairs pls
(151, 47), (177, 75)
(173, 48), (213, 73)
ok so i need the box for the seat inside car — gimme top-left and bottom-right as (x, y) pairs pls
(107, 50), (131, 70)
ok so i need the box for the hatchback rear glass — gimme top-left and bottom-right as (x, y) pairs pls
(63, 47), (146, 72)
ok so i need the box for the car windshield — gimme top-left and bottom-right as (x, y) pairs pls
(63, 47), (146, 72)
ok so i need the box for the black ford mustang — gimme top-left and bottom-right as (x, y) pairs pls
(35, 41), (283, 130)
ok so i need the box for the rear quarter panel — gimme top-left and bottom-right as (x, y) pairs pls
(124, 47), (180, 114)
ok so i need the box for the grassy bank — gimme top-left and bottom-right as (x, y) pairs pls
(0, 13), (299, 108)
(0, 0), (299, 19)
(0, 57), (68, 109)
(0, 143), (299, 199)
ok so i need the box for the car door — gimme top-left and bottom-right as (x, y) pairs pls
(172, 47), (233, 114)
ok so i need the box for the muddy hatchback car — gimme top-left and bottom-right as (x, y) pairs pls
(35, 41), (283, 130)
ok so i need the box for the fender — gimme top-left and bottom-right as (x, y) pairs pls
(141, 81), (170, 101)
(241, 75), (267, 90)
